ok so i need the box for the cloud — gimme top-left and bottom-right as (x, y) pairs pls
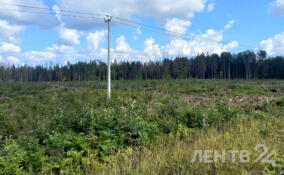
(7, 56), (19, 64)
(87, 30), (107, 50)
(54, 0), (208, 30)
(143, 38), (162, 61)
(97, 36), (162, 62)
(269, 0), (284, 16)
(259, 32), (284, 55)
(224, 20), (235, 30)
(0, 20), (25, 44)
(136, 27), (142, 35)
(113, 36), (133, 60)
(133, 27), (142, 40)
(58, 27), (81, 45)
(165, 18), (191, 35)
(0, 0), (59, 28)
(116, 36), (131, 52)
(22, 51), (56, 63)
(163, 28), (238, 57)
(0, 42), (21, 54)
(0, 56), (2, 62)
(46, 44), (75, 55)
(21, 39), (103, 65)
(22, 44), (80, 65)
(207, 3), (215, 12)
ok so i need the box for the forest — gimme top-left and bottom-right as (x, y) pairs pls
(1, 50), (284, 82)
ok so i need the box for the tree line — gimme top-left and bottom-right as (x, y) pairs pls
(0, 50), (283, 82)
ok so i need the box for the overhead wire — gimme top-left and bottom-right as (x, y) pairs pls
(0, 2), (105, 17)
(0, 8), (104, 20)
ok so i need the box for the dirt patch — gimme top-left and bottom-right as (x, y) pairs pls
(155, 91), (283, 109)
(226, 95), (273, 109)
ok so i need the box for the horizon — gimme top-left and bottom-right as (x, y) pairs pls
(0, 50), (282, 68)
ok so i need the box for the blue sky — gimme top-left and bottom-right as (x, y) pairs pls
(0, 0), (283, 65)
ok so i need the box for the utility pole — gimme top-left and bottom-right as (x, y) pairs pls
(104, 14), (112, 102)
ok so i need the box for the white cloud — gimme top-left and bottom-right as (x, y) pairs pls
(143, 38), (162, 61)
(165, 18), (191, 35)
(46, 44), (75, 54)
(0, 20), (25, 44)
(96, 36), (133, 61)
(114, 36), (133, 60)
(87, 30), (107, 50)
(116, 36), (131, 52)
(269, 0), (284, 16)
(163, 27), (238, 57)
(133, 27), (142, 40)
(223, 41), (239, 50)
(55, 0), (208, 30)
(7, 56), (19, 64)
(0, 0), (59, 28)
(97, 36), (162, 62)
(23, 44), (84, 65)
(136, 27), (142, 35)
(59, 27), (81, 45)
(0, 42), (21, 54)
(0, 56), (2, 62)
(224, 20), (235, 30)
(23, 51), (56, 63)
(207, 3), (215, 12)
(259, 32), (284, 55)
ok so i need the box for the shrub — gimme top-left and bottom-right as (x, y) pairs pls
(91, 102), (158, 159)
(44, 130), (88, 153)
(255, 97), (284, 118)
(157, 101), (180, 133)
(0, 112), (14, 137)
(184, 108), (204, 128)
(216, 103), (242, 123)
(0, 138), (27, 175)
(16, 137), (45, 172)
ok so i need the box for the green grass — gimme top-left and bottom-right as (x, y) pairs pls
(0, 79), (283, 174)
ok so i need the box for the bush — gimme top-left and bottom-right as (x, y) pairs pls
(216, 103), (242, 123)
(91, 102), (158, 159)
(255, 97), (284, 118)
(0, 112), (14, 137)
(0, 138), (27, 175)
(157, 101), (180, 133)
(44, 130), (88, 153)
(184, 108), (204, 128)
(17, 137), (45, 172)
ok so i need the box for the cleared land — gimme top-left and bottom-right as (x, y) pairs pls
(0, 79), (283, 174)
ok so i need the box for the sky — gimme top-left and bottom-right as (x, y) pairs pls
(0, 0), (284, 66)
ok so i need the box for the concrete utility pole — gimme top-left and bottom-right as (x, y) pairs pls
(104, 14), (112, 102)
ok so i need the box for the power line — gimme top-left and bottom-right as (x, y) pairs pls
(0, 8), (104, 20)
(0, 2), (257, 50)
(0, 2), (105, 17)
(112, 20), (194, 42)
(113, 16), (192, 38)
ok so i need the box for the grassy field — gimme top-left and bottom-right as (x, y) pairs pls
(0, 79), (283, 175)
